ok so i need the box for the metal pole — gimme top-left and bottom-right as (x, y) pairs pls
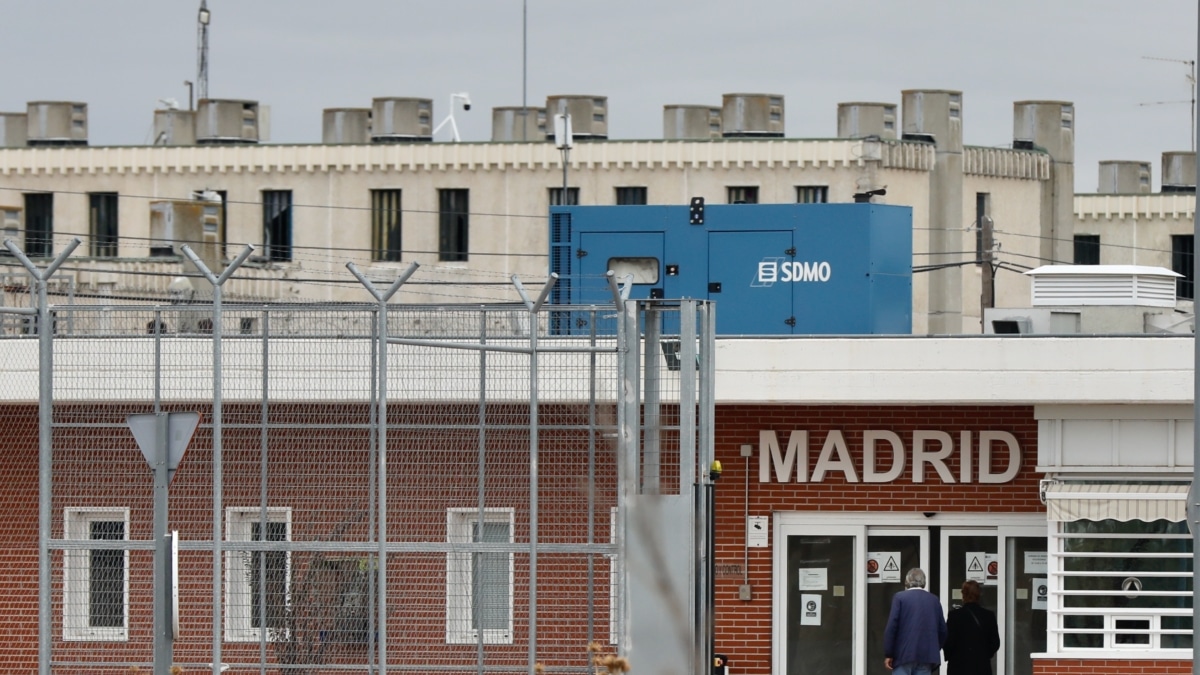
(1192, 6), (1199, 671)
(182, 243), (254, 675)
(616, 298), (640, 658)
(367, 309), (379, 675)
(512, 274), (557, 675)
(521, 0), (527, 142)
(258, 308), (270, 674)
(585, 311), (598, 657)
(700, 302), (717, 675)
(476, 311), (489, 675)
(644, 309), (661, 494)
(562, 147), (570, 205)
(347, 260), (420, 675)
(153, 413), (172, 675)
(6, 237), (79, 675)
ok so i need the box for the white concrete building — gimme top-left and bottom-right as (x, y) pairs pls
(0, 91), (1192, 334)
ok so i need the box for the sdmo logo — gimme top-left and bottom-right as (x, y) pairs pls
(753, 258), (832, 287)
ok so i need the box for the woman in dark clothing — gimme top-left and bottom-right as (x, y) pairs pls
(942, 580), (1001, 675)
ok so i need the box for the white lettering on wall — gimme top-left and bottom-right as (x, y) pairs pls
(912, 430), (955, 483)
(756, 428), (1023, 484)
(978, 431), (1021, 484)
(754, 259), (833, 287)
(760, 430), (808, 483)
(812, 431), (858, 483)
(862, 430), (904, 483)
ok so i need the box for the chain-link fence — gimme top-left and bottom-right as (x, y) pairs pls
(1, 241), (715, 675)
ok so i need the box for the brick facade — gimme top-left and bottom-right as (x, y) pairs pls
(0, 402), (1187, 673)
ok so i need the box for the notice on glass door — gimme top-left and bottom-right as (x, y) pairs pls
(800, 593), (822, 626)
(1025, 551), (1048, 575)
(966, 552), (987, 583)
(1031, 578), (1048, 610)
(797, 568), (828, 591)
(867, 552), (901, 584)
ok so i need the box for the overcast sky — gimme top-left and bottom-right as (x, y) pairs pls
(1, 0), (1197, 192)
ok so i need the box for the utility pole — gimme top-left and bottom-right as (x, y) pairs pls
(521, 0), (527, 141)
(1140, 55), (1196, 152)
(979, 215), (995, 331)
(197, 0), (211, 102)
(554, 114), (572, 204)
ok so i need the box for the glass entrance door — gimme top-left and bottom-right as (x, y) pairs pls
(865, 529), (929, 675)
(1005, 536), (1048, 675)
(940, 527), (1047, 675)
(776, 516), (1046, 675)
(785, 533), (857, 675)
(942, 530), (999, 674)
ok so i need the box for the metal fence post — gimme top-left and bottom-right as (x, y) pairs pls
(348, 261), (419, 674)
(182, 243), (255, 674)
(4, 237), (80, 675)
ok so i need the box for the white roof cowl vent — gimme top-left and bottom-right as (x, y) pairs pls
(1026, 265), (1181, 308)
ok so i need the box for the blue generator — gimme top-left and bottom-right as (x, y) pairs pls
(548, 202), (912, 335)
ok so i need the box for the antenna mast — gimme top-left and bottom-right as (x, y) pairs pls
(1140, 55), (1196, 152)
(197, 0), (211, 102)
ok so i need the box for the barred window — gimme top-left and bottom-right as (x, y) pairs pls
(226, 507), (292, 642)
(795, 186), (829, 204)
(371, 189), (402, 262)
(64, 508), (129, 641)
(446, 508), (513, 644)
(1050, 517), (1192, 653)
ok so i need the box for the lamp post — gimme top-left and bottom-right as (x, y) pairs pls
(197, 0), (210, 101)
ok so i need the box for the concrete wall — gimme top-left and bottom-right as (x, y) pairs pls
(0, 137), (1049, 332)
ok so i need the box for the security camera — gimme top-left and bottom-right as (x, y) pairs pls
(453, 92), (472, 111)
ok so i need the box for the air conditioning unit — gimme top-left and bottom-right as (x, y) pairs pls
(149, 198), (223, 279)
(0, 207), (21, 256)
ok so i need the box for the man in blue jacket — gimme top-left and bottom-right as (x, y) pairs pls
(883, 568), (947, 675)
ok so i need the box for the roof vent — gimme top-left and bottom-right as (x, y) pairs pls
(153, 109), (196, 146)
(196, 99), (260, 144)
(371, 97), (433, 143)
(663, 105), (722, 140)
(491, 106), (546, 142)
(1097, 160), (1152, 194)
(1161, 151), (1196, 192)
(323, 108), (372, 144)
(26, 101), (88, 147)
(0, 112), (27, 147)
(837, 102), (897, 140)
(721, 93), (784, 138)
(1026, 265), (1181, 308)
(545, 96), (608, 140)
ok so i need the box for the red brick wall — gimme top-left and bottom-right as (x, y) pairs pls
(1034, 660), (1192, 674)
(0, 402), (619, 673)
(0, 402), (1181, 674)
(0, 405), (39, 670)
(711, 404), (1043, 675)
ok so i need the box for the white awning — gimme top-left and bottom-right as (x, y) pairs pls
(1044, 483), (1189, 522)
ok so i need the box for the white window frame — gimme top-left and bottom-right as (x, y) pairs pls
(1048, 517), (1192, 656)
(225, 507), (292, 642)
(446, 508), (514, 644)
(64, 507), (130, 642)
